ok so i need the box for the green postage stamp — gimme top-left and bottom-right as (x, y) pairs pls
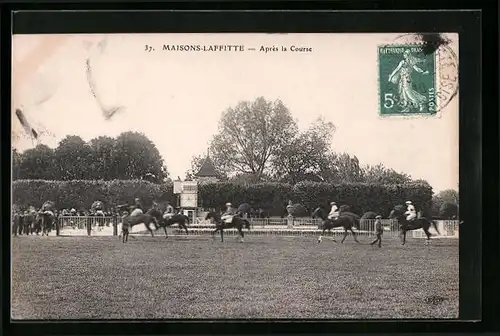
(378, 45), (436, 116)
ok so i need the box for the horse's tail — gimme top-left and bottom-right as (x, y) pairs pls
(431, 219), (440, 236)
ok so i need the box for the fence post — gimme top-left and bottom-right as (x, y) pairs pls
(86, 218), (92, 236)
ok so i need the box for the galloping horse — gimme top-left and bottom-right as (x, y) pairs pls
(155, 212), (190, 238)
(389, 205), (440, 245)
(205, 211), (250, 243)
(121, 208), (161, 241)
(312, 207), (360, 244)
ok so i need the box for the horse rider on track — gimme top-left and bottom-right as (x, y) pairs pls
(404, 200), (417, 222)
(221, 202), (237, 224)
(130, 198), (144, 217)
(328, 201), (339, 221)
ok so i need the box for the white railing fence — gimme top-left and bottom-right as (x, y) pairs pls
(51, 216), (459, 239)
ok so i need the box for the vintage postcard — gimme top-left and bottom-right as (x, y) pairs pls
(11, 33), (459, 320)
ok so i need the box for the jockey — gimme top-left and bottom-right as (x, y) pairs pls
(92, 200), (105, 216)
(163, 202), (175, 220)
(327, 201), (339, 220)
(221, 202), (237, 224)
(404, 201), (417, 221)
(130, 198), (144, 217)
(40, 201), (54, 217)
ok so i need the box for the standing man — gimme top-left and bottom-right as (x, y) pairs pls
(370, 215), (384, 248)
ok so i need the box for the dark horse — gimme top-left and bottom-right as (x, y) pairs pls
(312, 207), (360, 244)
(121, 208), (161, 243)
(38, 211), (54, 236)
(205, 211), (250, 243)
(389, 205), (440, 245)
(156, 213), (190, 238)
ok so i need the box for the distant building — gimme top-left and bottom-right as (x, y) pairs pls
(194, 151), (219, 184)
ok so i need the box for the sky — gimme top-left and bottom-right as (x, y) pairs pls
(12, 33), (459, 192)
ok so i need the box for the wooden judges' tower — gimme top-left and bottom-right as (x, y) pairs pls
(194, 150), (219, 184)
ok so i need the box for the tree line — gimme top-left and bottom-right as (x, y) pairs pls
(12, 132), (168, 183)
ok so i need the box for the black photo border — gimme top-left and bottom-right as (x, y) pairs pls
(1, 1), (497, 335)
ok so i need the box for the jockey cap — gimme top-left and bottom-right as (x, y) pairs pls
(330, 201), (336, 205)
(405, 201), (412, 204)
(375, 215), (382, 219)
(226, 202), (232, 207)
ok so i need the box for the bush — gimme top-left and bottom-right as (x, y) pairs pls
(12, 179), (173, 211)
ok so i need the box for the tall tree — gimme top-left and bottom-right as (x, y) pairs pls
(272, 117), (336, 184)
(327, 153), (365, 183)
(88, 136), (117, 180)
(362, 163), (412, 184)
(18, 144), (56, 180)
(54, 135), (93, 180)
(113, 131), (167, 182)
(210, 97), (298, 181)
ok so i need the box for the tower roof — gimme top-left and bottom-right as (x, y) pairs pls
(195, 155), (218, 177)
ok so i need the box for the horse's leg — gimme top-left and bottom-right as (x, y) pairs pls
(212, 227), (219, 239)
(163, 225), (168, 238)
(341, 228), (348, 244)
(145, 222), (155, 237)
(424, 228), (431, 245)
(351, 228), (359, 243)
(330, 228), (338, 243)
(318, 228), (326, 243)
(183, 223), (189, 235)
(238, 226), (244, 243)
(402, 230), (407, 245)
(220, 228), (224, 242)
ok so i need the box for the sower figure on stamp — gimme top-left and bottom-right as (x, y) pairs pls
(221, 202), (236, 224)
(370, 215), (384, 248)
(327, 201), (339, 221)
(388, 49), (429, 112)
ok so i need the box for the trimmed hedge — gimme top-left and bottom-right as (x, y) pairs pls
(12, 180), (432, 218)
(13, 179), (173, 211)
(198, 182), (293, 214)
(199, 181), (432, 217)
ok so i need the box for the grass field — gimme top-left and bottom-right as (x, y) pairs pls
(11, 235), (459, 319)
